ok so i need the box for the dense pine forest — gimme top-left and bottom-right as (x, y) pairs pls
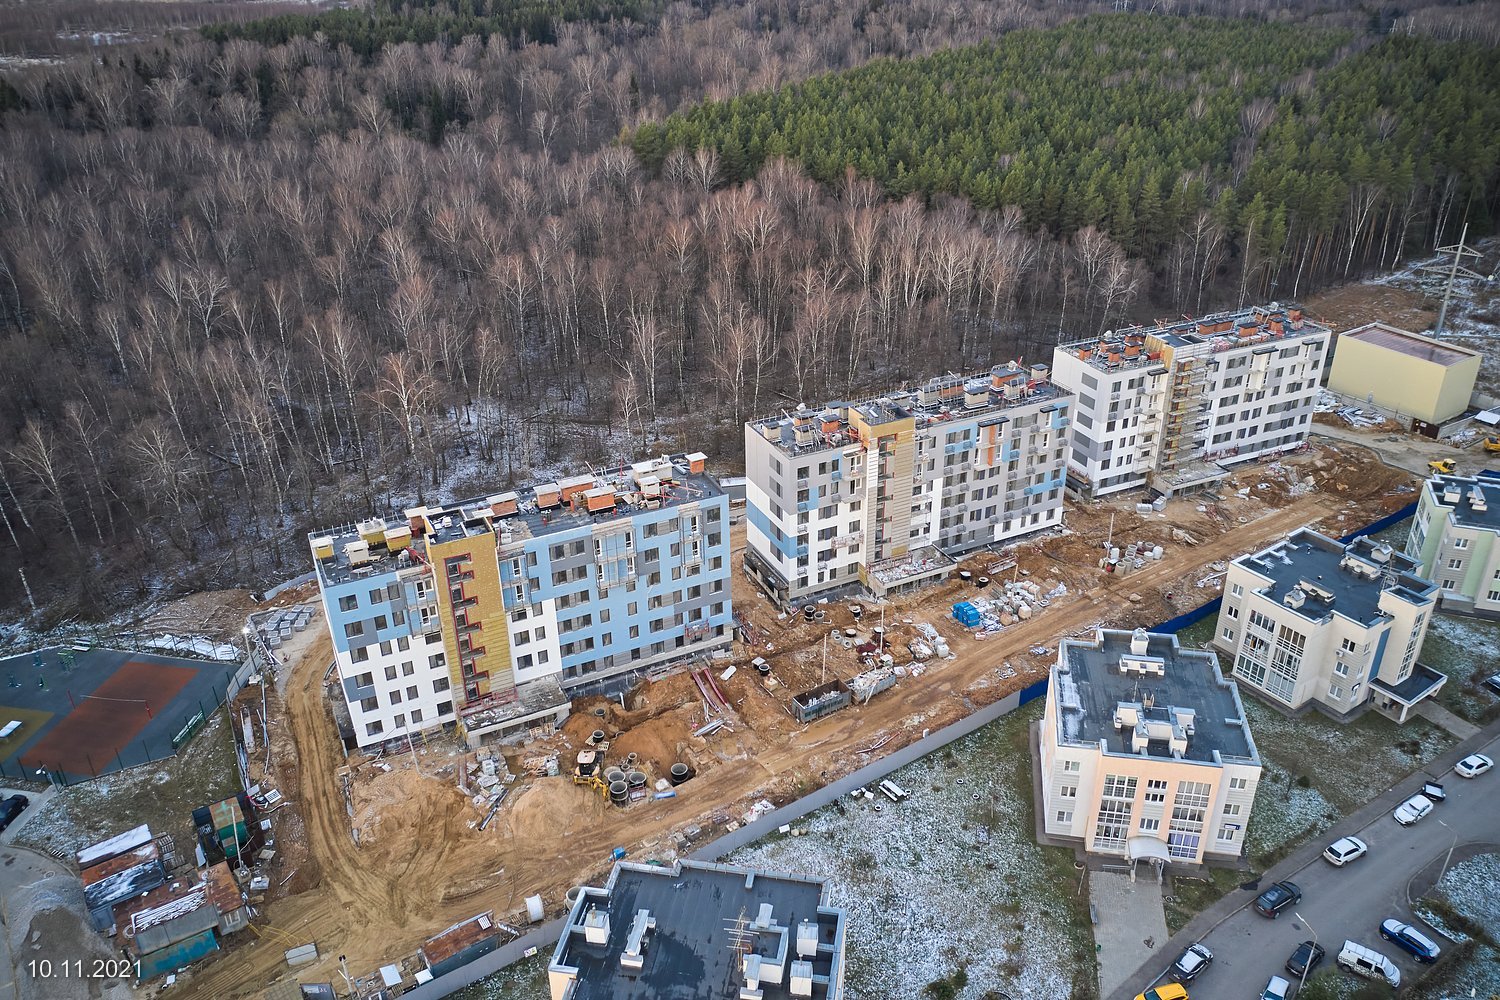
(0, 0), (1497, 620)
(635, 17), (1500, 305)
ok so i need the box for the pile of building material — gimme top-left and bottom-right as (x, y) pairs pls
(251, 605), (315, 650)
(1336, 405), (1388, 428)
(952, 580), (1050, 634)
(849, 666), (899, 704)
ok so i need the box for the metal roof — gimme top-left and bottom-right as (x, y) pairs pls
(1341, 322), (1478, 367)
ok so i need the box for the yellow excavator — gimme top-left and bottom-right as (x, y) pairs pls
(1484, 436), (1500, 454)
(1428, 459), (1457, 475)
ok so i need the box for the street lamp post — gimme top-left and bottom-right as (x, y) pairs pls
(1437, 819), (1459, 883)
(1294, 911), (1318, 993)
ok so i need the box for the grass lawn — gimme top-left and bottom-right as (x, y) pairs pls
(1415, 612), (1500, 726)
(14, 707), (241, 863)
(727, 701), (1098, 1000)
(450, 952), (550, 1000)
(1164, 867), (1245, 935)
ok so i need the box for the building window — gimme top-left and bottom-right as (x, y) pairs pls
(1224, 604), (1239, 619)
(402, 661), (414, 676)
(393, 714), (405, 729)
(1328, 683), (1344, 700)
(1218, 825), (1238, 842)
(1340, 637), (1357, 653)
(1144, 779), (1168, 803)
(437, 701), (453, 716)
(1222, 627), (1235, 643)
(1055, 810), (1073, 825)
(1248, 609), (1274, 633)
(410, 709), (423, 723)
(1333, 660), (1349, 677)
(344, 622), (365, 639)
(365, 721), (384, 737)
(1063, 760), (1081, 773)
(1453, 537), (1469, 550)
(1060, 785), (1077, 798)
(1138, 817), (1160, 833)
(1230, 583), (1243, 598)
(1448, 557), (1464, 569)
(385, 665), (398, 681)
(1223, 803), (1241, 817)
(434, 677), (450, 693)
(1229, 776), (1249, 790)
(339, 595), (358, 612)
(359, 696), (378, 712)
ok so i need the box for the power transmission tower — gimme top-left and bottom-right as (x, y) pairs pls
(1420, 222), (1485, 337)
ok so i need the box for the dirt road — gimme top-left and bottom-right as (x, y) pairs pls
(179, 488), (1365, 999)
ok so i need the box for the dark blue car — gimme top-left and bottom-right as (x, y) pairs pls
(1380, 919), (1441, 963)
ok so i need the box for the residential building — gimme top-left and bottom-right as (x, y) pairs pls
(1216, 528), (1444, 723)
(312, 453), (733, 749)
(744, 362), (1070, 605)
(1406, 473), (1500, 618)
(1327, 322), (1481, 429)
(1052, 304), (1330, 497)
(1039, 628), (1262, 867)
(548, 859), (847, 1000)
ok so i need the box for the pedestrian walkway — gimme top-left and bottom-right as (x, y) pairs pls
(1414, 698), (1481, 741)
(1090, 869), (1169, 998)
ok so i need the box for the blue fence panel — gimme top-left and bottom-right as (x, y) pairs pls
(1019, 677), (1049, 705)
(1155, 596), (1223, 635)
(1337, 500), (1417, 544)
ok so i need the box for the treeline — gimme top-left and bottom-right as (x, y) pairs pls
(0, 0), (1105, 617)
(201, 0), (664, 57)
(634, 15), (1500, 302)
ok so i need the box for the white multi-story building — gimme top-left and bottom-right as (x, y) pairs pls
(744, 363), (1071, 605)
(1406, 473), (1500, 618)
(1052, 304), (1331, 497)
(1039, 628), (1261, 867)
(1216, 528), (1445, 723)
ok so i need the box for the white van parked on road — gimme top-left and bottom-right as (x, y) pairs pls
(1337, 940), (1401, 986)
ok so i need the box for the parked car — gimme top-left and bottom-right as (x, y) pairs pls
(1260, 975), (1291, 1000)
(1394, 794), (1435, 825)
(1323, 836), (1368, 867)
(1285, 940), (1326, 978)
(1484, 672), (1500, 696)
(1170, 942), (1213, 982)
(1254, 881), (1302, 918)
(1454, 753), (1493, 778)
(1133, 984), (1188, 1000)
(1337, 940), (1401, 986)
(0, 794), (29, 834)
(1380, 918), (1442, 963)
(1421, 780), (1447, 802)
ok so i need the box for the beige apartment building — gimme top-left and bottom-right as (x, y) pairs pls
(1216, 528), (1445, 723)
(1039, 629), (1261, 870)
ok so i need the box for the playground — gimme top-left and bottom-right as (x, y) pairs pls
(0, 645), (243, 784)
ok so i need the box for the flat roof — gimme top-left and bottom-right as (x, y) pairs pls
(551, 860), (845, 1000)
(1053, 629), (1257, 764)
(1060, 304), (1328, 372)
(1342, 322), (1478, 367)
(1372, 662), (1447, 705)
(1233, 528), (1436, 626)
(1429, 475), (1500, 532)
(312, 454), (723, 586)
(749, 363), (1066, 458)
(422, 911), (499, 966)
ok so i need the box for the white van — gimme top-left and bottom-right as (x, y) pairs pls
(1337, 940), (1401, 986)
(0, 720), (21, 740)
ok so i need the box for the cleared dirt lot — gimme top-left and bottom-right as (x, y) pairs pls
(169, 442), (1416, 999)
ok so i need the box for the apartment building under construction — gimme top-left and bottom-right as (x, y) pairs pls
(310, 453), (733, 749)
(1051, 304), (1331, 498)
(744, 362), (1071, 606)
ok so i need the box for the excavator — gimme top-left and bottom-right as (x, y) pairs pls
(1484, 436), (1500, 454)
(1428, 459), (1457, 475)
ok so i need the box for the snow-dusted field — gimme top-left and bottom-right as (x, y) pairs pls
(1412, 853), (1500, 999)
(727, 704), (1092, 1000)
(1417, 613), (1500, 725)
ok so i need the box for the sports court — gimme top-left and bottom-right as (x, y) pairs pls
(0, 646), (240, 784)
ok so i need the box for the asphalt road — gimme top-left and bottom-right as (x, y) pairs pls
(1142, 731), (1500, 997)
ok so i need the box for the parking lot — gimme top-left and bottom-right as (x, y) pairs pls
(1119, 728), (1500, 998)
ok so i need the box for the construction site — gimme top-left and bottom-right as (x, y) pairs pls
(60, 436), (1417, 1000)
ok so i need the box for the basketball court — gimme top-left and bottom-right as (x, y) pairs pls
(0, 646), (240, 784)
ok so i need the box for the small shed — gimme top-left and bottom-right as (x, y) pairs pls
(204, 861), (250, 935)
(81, 842), (166, 933)
(77, 824), (153, 870)
(119, 881), (221, 980)
(419, 910), (502, 978)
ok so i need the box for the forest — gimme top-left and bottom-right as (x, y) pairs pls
(635, 16), (1500, 304)
(0, 0), (1496, 620)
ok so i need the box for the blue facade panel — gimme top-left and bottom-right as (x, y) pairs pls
(746, 499), (797, 559)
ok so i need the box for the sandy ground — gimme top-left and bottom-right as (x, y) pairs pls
(164, 441), (1415, 1000)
